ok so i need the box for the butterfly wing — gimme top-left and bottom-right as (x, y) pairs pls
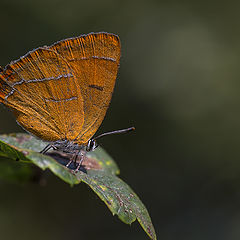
(0, 48), (85, 141)
(49, 32), (121, 144)
(0, 33), (120, 145)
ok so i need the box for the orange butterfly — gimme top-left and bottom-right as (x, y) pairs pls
(0, 32), (134, 170)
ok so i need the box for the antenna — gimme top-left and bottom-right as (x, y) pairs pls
(93, 127), (135, 141)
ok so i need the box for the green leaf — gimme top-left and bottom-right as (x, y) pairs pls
(0, 133), (157, 240)
(76, 170), (157, 240)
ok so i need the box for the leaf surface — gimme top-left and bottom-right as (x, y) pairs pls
(0, 133), (156, 240)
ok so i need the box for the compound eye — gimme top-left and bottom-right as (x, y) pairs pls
(91, 140), (98, 150)
(86, 140), (92, 152)
(87, 139), (96, 152)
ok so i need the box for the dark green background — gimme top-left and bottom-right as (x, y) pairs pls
(1, 0), (240, 239)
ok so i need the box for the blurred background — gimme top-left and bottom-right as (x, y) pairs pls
(0, 0), (240, 239)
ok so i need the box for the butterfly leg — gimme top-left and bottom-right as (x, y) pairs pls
(40, 144), (55, 154)
(75, 151), (85, 172)
(66, 158), (73, 168)
(73, 151), (79, 168)
(65, 150), (79, 168)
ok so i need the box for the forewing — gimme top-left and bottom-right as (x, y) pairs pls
(0, 48), (84, 141)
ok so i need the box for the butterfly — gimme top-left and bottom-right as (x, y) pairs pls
(0, 32), (134, 170)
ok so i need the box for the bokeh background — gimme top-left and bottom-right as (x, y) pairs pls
(1, 0), (240, 239)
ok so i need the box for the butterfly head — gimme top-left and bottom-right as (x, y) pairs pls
(86, 138), (98, 152)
